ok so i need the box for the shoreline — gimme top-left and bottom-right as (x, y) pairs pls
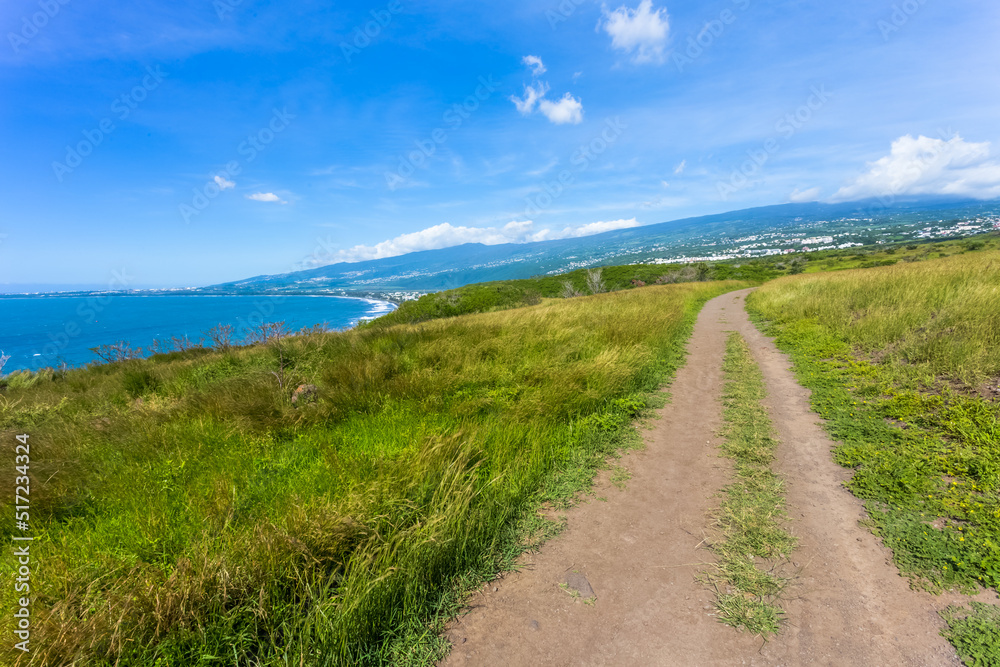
(0, 294), (398, 376)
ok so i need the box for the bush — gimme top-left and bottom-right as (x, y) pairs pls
(122, 367), (161, 398)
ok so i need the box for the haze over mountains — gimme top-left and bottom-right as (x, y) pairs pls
(210, 198), (1000, 297)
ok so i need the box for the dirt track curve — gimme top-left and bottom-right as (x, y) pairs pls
(440, 288), (996, 667)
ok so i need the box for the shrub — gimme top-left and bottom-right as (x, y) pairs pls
(122, 367), (161, 398)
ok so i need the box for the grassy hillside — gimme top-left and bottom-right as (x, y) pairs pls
(0, 281), (745, 666)
(376, 232), (999, 328)
(747, 250), (1000, 662)
(800, 233), (1000, 275)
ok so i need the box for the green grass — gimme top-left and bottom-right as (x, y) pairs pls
(701, 333), (796, 637)
(375, 261), (785, 327)
(0, 280), (746, 666)
(374, 232), (1000, 329)
(746, 250), (1000, 661)
(799, 232), (1000, 276)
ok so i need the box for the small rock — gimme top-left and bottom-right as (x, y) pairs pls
(564, 571), (595, 598)
(292, 384), (319, 406)
(528, 620), (540, 631)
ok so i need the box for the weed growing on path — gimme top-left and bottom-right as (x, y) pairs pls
(702, 333), (797, 637)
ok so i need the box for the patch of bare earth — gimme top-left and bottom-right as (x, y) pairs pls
(438, 289), (996, 667)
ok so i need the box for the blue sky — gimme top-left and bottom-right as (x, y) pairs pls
(2, 0), (999, 288)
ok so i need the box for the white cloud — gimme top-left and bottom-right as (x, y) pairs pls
(559, 218), (640, 237)
(327, 219), (642, 263)
(601, 0), (670, 65)
(510, 57), (584, 125)
(789, 187), (821, 203)
(673, 159), (686, 175)
(539, 93), (584, 125)
(832, 134), (1000, 202)
(247, 192), (286, 203)
(511, 82), (550, 115)
(522, 55), (547, 76)
(214, 175), (235, 190)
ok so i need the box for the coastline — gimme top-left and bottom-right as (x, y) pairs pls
(0, 293), (398, 375)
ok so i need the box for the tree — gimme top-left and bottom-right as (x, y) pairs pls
(206, 323), (236, 351)
(170, 334), (203, 352)
(249, 321), (289, 345)
(90, 341), (142, 364)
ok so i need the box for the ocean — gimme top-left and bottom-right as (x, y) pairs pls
(0, 294), (396, 373)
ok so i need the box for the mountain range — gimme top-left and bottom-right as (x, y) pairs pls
(209, 198), (1000, 297)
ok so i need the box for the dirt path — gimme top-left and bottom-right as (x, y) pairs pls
(440, 289), (992, 667)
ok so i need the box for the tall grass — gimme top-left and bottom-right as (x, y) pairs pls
(748, 249), (1000, 385)
(1, 281), (742, 666)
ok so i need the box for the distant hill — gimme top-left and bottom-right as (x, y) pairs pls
(210, 199), (1000, 296)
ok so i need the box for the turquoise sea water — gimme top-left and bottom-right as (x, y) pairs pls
(0, 294), (395, 373)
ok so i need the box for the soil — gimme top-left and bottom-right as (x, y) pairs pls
(439, 289), (997, 666)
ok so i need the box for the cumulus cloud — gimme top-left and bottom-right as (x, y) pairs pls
(511, 82), (550, 115)
(511, 57), (583, 125)
(831, 134), (1000, 202)
(522, 55), (547, 76)
(326, 219), (641, 263)
(789, 187), (821, 203)
(214, 175), (236, 190)
(539, 93), (584, 125)
(247, 192), (286, 203)
(601, 0), (670, 65)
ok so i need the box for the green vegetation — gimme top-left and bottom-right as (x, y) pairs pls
(0, 281), (745, 666)
(702, 333), (796, 637)
(799, 232), (1000, 275)
(378, 232), (1000, 328)
(747, 249), (1000, 659)
(942, 602), (1000, 667)
(3, 231), (997, 664)
(377, 262), (781, 326)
